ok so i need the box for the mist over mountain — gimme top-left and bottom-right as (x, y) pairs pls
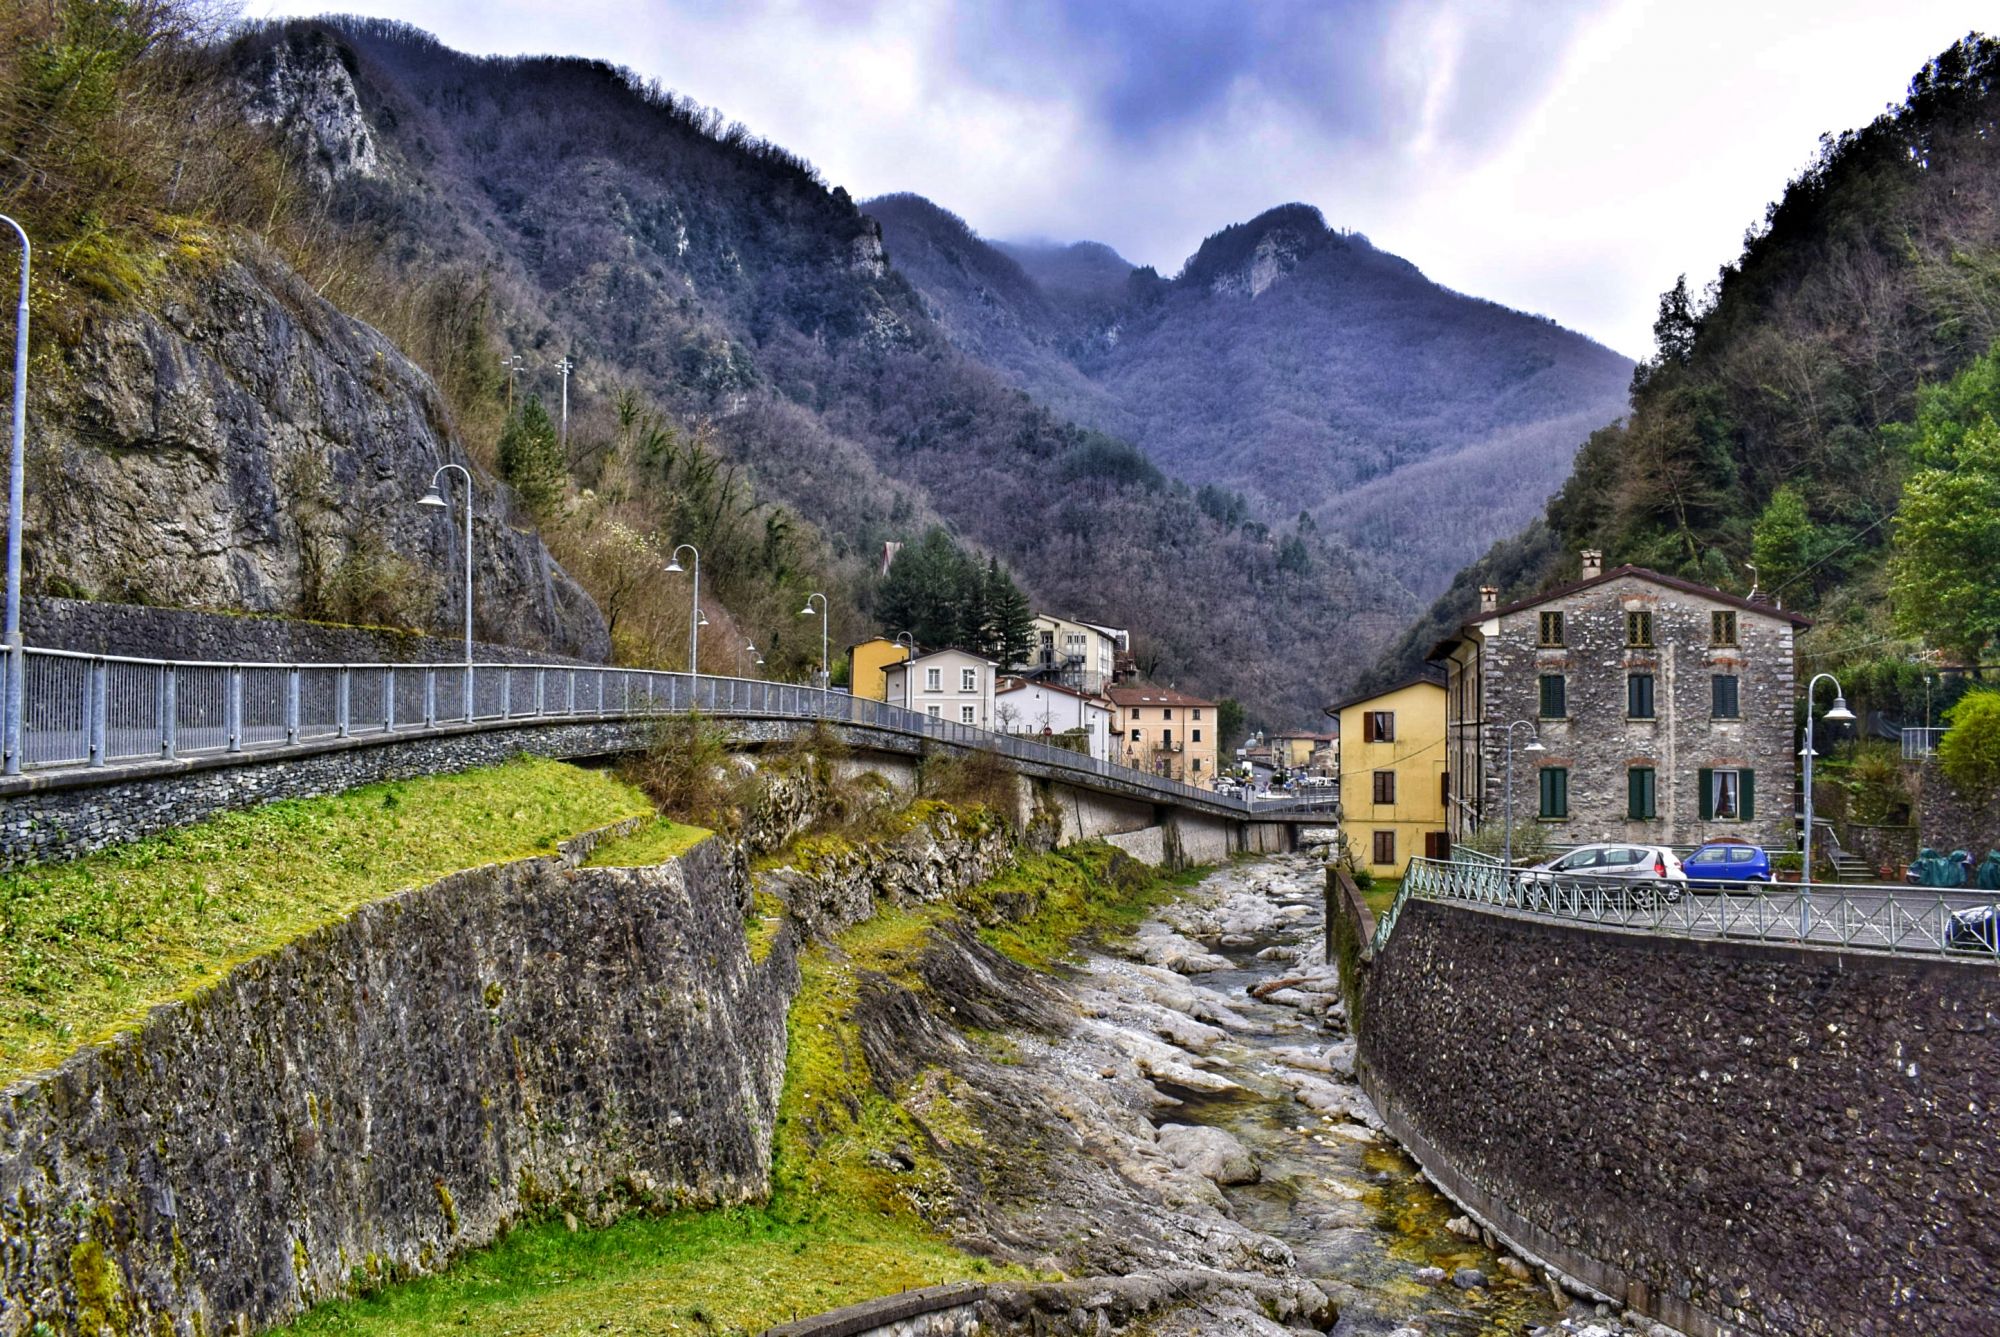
(868, 197), (1635, 597)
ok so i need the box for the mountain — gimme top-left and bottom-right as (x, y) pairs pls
(219, 18), (1418, 721)
(1361, 33), (2000, 702)
(867, 198), (1635, 597)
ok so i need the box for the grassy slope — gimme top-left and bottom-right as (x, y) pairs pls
(0, 756), (653, 1083)
(582, 817), (712, 867)
(280, 837), (1200, 1335)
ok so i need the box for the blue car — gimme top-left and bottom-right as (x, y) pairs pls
(1682, 840), (1771, 889)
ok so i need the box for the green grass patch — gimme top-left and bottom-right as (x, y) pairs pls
(966, 844), (1206, 970)
(581, 818), (711, 868)
(277, 1205), (998, 1336)
(0, 757), (653, 1083)
(1363, 878), (1402, 920)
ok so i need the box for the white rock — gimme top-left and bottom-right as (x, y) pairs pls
(1155, 1122), (1261, 1185)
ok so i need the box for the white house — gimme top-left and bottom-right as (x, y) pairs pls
(884, 649), (998, 730)
(994, 676), (1116, 763)
(1029, 615), (1128, 693)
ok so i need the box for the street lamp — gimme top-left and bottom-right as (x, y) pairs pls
(1800, 672), (1856, 887)
(799, 592), (828, 689)
(1502, 719), (1545, 870)
(1, 216), (29, 777)
(417, 463), (474, 718)
(665, 544), (700, 676)
(894, 631), (917, 709)
(744, 641), (764, 675)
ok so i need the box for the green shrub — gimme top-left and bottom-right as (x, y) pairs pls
(1938, 689), (2000, 796)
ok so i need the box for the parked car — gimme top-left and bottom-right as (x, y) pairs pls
(1682, 840), (1772, 889)
(1519, 844), (1687, 905)
(1946, 903), (1999, 953)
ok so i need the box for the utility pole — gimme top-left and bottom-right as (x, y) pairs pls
(557, 356), (574, 452)
(503, 354), (524, 413)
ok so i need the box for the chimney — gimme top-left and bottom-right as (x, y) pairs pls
(1580, 549), (1603, 579)
(1479, 586), (1499, 614)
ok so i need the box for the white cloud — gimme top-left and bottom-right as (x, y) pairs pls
(247, 0), (1990, 355)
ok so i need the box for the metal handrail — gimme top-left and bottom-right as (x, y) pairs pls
(0, 645), (1310, 817)
(1391, 856), (2000, 962)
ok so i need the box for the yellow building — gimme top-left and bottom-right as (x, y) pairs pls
(1271, 731), (1334, 772)
(1107, 685), (1219, 787)
(848, 638), (911, 702)
(1326, 675), (1448, 877)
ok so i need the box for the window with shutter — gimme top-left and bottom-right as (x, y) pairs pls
(1539, 767), (1568, 819)
(1372, 771), (1396, 805)
(1540, 674), (1566, 718)
(1628, 674), (1655, 718)
(1712, 675), (1740, 718)
(1627, 767), (1657, 820)
(1372, 830), (1396, 865)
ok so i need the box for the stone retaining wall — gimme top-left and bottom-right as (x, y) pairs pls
(23, 595), (607, 667)
(0, 832), (791, 1336)
(0, 719), (655, 868)
(1346, 895), (2000, 1336)
(1910, 758), (2000, 858)
(760, 1283), (984, 1337)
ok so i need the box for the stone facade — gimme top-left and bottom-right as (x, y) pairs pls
(1353, 896), (2000, 1336)
(1910, 758), (2000, 859)
(1439, 565), (1805, 850)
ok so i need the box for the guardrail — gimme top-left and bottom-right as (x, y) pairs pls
(0, 646), (1318, 818)
(1902, 726), (1949, 760)
(1393, 856), (2000, 961)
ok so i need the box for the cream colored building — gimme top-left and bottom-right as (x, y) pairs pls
(884, 649), (998, 729)
(1029, 615), (1127, 693)
(1106, 685), (1218, 786)
(995, 677), (1116, 763)
(1327, 676), (1448, 877)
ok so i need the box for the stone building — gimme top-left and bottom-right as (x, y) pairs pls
(1430, 552), (1809, 851)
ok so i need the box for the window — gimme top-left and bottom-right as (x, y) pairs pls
(1538, 611), (1564, 647)
(1628, 767), (1657, 820)
(1712, 610), (1738, 646)
(1192, 728), (1202, 743)
(1163, 730), (1174, 749)
(1627, 673), (1656, 719)
(1712, 675), (1740, 718)
(1372, 830), (1396, 866)
(1538, 767), (1569, 819)
(1539, 674), (1567, 718)
(960, 705), (975, 724)
(926, 705), (941, 719)
(1363, 710), (1396, 743)
(1424, 832), (1451, 860)
(1192, 758), (1202, 773)
(960, 668), (976, 691)
(1699, 768), (1756, 820)
(1627, 610), (1654, 646)
(1164, 708), (1174, 720)
(925, 667), (941, 691)
(1440, 771), (1451, 806)
(1194, 708), (1203, 720)
(1372, 770), (1396, 804)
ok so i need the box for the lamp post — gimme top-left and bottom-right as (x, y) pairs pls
(502, 354), (524, 412)
(894, 631), (916, 710)
(744, 642), (764, 677)
(1501, 719), (1545, 869)
(799, 592), (828, 689)
(417, 463), (474, 718)
(665, 544), (700, 675)
(1800, 672), (1856, 889)
(1, 217), (29, 777)
(557, 356), (574, 452)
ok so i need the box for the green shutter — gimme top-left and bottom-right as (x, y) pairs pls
(1740, 769), (1755, 820)
(1628, 768), (1642, 820)
(1698, 768), (1714, 820)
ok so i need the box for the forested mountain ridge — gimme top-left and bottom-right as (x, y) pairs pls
(867, 196), (1636, 597)
(1362, 32), (2000, 702)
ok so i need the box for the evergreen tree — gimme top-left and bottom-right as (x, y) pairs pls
(1750, 485), (1821, 598)
(988, 560), (1036, 668)
(498, 395), (567, 514)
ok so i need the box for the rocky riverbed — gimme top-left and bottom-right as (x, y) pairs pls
(952, 853), (1685, 1336)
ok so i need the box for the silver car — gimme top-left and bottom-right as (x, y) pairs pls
(1520, 843), (1687, 904)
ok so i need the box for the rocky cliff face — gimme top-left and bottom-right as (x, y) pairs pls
(29, 245), (609, 660)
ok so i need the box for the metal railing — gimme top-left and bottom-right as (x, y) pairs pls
(1902, 726), (1949, 760)
(0, 646), (1320, 818)
(1393, 856), (2000, 961)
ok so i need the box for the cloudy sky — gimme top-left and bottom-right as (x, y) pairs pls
(252, 0), (1986, 357)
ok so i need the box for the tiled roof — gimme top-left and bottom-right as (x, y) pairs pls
(1105, 684), (1215, 708)
(1321, 672), (1445, 719)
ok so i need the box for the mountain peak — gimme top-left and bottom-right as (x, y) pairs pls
(1181, 203), (1341, 297)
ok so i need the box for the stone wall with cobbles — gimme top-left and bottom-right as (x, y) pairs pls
(23, 596), (606, 666)
(1910, 759), (2000, 858)
(1353, 896), (2000, 1336)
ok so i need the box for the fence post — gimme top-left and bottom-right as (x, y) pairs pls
(285, 666), (300, 746)
(226, 667), (243, 752)
(424, 668), (436, 728)
(535, 668), (546, 718)
(162, 665), (177, 759)
(336, 667), (350, 738)
(385, 667), (396, 732)
(597, 668), (607, 715)
(86, 657), (105, 767)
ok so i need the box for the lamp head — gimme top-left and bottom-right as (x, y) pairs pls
(1824, 695), (1857, 725)
(755, 657), (765, 667)
(665, 555), (684, 574)
(697, 612), (709, 628)
(1523, 738), (1546, 754)
(417, 488), (447, 509)
(798, 603), (815, 616)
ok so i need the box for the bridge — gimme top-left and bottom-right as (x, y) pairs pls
(0, 645), (1338, 867)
